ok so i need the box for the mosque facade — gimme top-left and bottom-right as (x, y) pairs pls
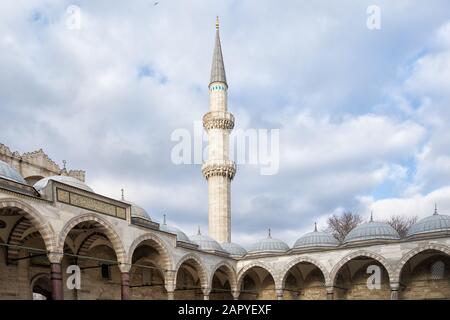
(0, 21), (449, 300)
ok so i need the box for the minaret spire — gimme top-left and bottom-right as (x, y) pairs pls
(210, 16), (227, 86)
(202, 18), (236, 243)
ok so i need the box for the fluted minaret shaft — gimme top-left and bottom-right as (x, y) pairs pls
(202, 18), (235, 243)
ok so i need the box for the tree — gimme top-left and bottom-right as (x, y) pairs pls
(385, 215), (418, 238)
(327, 211), (363, 242)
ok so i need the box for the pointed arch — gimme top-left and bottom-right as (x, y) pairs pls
(0, 198), (57, 253)
(330, 250), (394, 286)
(209, 260), (237, 292)
(127, 232), (174, 272)
(280, 256), (331, 287)
(58, 213), (127, 265)
(393, 243), (450, 283)
(174, 253), (209, 290)
(237, 261), (277, 289)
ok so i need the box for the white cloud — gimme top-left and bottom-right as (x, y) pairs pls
(1, 1), (450, 246)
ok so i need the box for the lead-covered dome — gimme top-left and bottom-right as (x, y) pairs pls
(294, 224), (339, 248)
(160, 220), (192, 244)
(248, 230), (289, 254)
(125, 201), (152, 222)
(0, 160), (26, 184)
(344, 217), (400, 243)
(221, 242), (247, 257)
(190, 229), (226, 253)
(34, 175), (93, 193)
(407, 208), (450, 237)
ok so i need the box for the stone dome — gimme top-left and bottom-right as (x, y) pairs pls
(344, 218), (400, 243)
(190, 229), (226, 253)
(248, 230), (289, 254)
(34, 175), (94, 193)
(160, 221), (192, 244)
(294, 224), (339, 248)
(407, 208), (450, 237)
(0, 160), (26, 184)
(221, 242), (247, 257)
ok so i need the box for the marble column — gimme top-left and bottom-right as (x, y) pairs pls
(121, 272), (130, 300)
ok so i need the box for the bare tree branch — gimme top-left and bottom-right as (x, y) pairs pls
(384, 215), (418, 238)
(326, 211), (363, 242)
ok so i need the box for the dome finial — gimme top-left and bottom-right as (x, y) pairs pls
(314, 222), (318, 232)
(370, 211), (374, 222)
(268, 228), (272, 238)
(197, 225), (201, 235)
(163, 213), (166, 225)
(216, 16), (219, 30)
(121, 188), (124, 201)
(60, 160), (68, 175)
(434, 203), (438, 215)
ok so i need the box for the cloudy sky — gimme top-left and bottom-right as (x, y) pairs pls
(1, 0), (450, 247)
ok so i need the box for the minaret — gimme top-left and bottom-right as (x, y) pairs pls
(202, 17), (236, 243)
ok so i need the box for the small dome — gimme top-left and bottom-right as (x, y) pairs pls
(125, 201), (152, 222)
(34, 175), (93, 193)
(407, 208), (450, 237)
(248, 230), (289, 254)
(0, 160), (26, 184)
(190, 229), (226, 253)
(344, 217), (400, 243)
(294, 224), (339, 248)
(221, 242), (247, 257)
(160, 222), (192, 243)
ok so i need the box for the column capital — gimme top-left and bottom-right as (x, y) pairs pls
(202, 287), (212, 296)
(276, 288), (284, 300)
(118, 263), (131, 273)
(390, 281), (400, 290)
(231, 290), (240, 300)
(390, 281), (400, 300)
(325, 285), (335, 294)
(47, 251), (64, 264)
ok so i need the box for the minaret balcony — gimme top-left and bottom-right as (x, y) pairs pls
(203, 111), (234, 130)
(202, 159), (236, 180)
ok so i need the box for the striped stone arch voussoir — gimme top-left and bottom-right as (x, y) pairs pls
(279, 256), (332, 287)
(329, 250), (395, 286)
(127, 232), (174, 273)
(237, 261), (279, 289)
(208, 260), (238, 292)
(174, 253), (209, 291)
(58, 213), (127, 266)
(0, 198), (57, 253)
(392, 243), (450, 283)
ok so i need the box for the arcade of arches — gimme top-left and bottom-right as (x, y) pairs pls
(0, 204), (449, 300)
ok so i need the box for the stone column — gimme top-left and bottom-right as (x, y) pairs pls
(326, 286), (335, 300)
(390, 282), (400, 300)
(17, 250), (32, 299)
(50, 263), (64, 300)
(165, 270), (176, 300)
(276, 289), (284, 300)
(48, 252), (64, 300)
(202, 287), (211, 301)
(232, 290), (240, 300)
(121, 272), (130, 300)
(167, 291), (175, 300)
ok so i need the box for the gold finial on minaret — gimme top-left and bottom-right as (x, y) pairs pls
(216, 16), (219, 30)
